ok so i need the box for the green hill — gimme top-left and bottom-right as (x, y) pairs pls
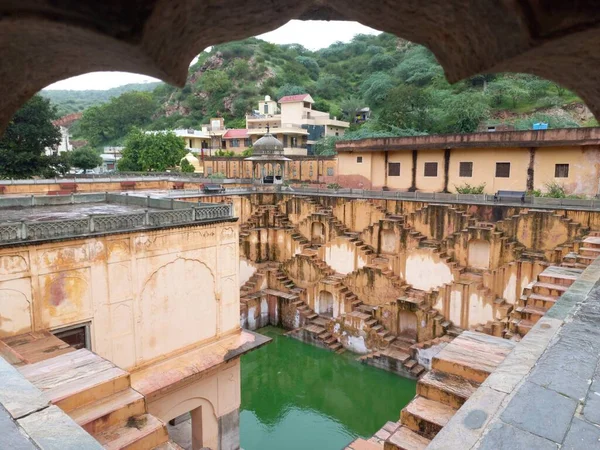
(40, 82), (161, 116)
(51, 33), (596, 149)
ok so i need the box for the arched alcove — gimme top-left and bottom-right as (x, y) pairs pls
(311, 221), (326, 245)
(318, 290), (334, 317)
(398, 310), (418, 341)
(467, 239), (491, 270)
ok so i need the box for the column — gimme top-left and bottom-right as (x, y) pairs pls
(191, 407), (203, 450)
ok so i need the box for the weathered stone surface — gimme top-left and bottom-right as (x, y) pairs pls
(500, 381), (577, 443)
(477, 420), (558, 450)
(562, 417), (600, 450)
(2, 1), (600, 132)
(18, 405), (103, 449)
(583, 374), (600, 426)
(0, 404), (38, 450)
(0, 357), (49, 420)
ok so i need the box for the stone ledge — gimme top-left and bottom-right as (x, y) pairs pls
(427, 257), (600, 449)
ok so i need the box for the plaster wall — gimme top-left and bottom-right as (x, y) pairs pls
(404, 248), (453, 291)
(0, 221), (239, 370)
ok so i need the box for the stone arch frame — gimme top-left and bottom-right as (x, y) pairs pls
(164, 397), (219, 450)
(317, 290), (334, 317)
(1, 3), (599, 132)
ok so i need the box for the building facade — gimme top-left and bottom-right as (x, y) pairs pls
(335, 128), (600, 196)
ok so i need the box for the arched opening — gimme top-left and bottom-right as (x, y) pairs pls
(311, 221), (326, 245)
(163, 397), (219, 450)
(318, 290), (334, 317)
(468, 239), (491, 270)
(398, 310), (418, 341)
(380, 229), (396, 254)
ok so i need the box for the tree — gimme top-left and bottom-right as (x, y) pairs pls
(378, 85), (433, 132)
(118, 128), (186, 172)
(276, 84), (306, 99)
(368, 53), (396, 71)
(78, 91), (155, 147)
(69, 147), (103, 171)
(361, 73), (393, 107)
(41, 153), (72, 178)
(438, 92), (490, 133)
(340, 96), (364, 121)
(0, 95), (61, 178)
(180, 159), (195, 173)
(395, 45), (443, 86)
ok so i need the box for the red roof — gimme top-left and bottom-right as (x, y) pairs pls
(223, 128), (249, 139)
(52, 112), (83, 128)
(278, 94), (312, 103)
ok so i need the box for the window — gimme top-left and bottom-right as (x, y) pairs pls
(424, 162), (438, 177)
(264, 104), (268, 114)
(189, 139), (193, 148)
(53, 323), (90, 350)
(327, 167), (334, 176)
(459, 162), (473, 177)
(357, 156), (363, 163)
(244, 138), (252, 147)
(207, 167), (213, 175)
(231, 139), (240, 148)
(495, 162), (510, 178)
(555, 164), (569, 178)
(388, 162), (401, 177)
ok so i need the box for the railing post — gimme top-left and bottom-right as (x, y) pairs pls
(20, 221), (27, 240)
(71, 192), (74, 204)
(30, 195), (35, 207)
(144, 209), (150, 226)
(125, 193), (129, 205)
(146, 195), (150, 208)
(89, 216), (95, 233)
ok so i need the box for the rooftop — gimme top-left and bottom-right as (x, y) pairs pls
(278, 94), (313, 104)
(336, 127), (600, 152)
(222, 128), (249, 139)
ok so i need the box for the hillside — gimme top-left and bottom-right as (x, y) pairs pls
(41, 82), (161, 116)
(51, 33), (596, 149)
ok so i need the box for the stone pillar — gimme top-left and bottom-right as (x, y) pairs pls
(191, 407), (203, 450)
(218, 408), (240, 450)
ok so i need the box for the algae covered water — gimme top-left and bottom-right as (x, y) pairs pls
(240, 327), (417, 450)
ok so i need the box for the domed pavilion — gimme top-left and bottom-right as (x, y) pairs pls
(244, 127), (291, 185)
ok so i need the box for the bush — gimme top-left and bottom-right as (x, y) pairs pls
(209, 172), (226, 179)
(327, 183), (342, 190)
(180, 159), (195, 173)
(454, 183), (486, 194)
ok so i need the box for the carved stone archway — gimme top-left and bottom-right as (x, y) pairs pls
(1, 2), (600, 131)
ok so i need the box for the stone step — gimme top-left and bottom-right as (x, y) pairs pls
(19, 348), (130, 413)
(537, 267), (580, 286)
(583, 236), (600, 248)
(526, 293), (558, 309)
(329, 342), (343, 351)
(531, 281), (568, 297)
(410, 364), (425, 377)
(517, 319), (534, 335)
(385, 425), (431, 450)
(431, 331), (515, 384)
(417, 370), (480, 409)
(312, 317), (330, 327)
(579, 247), (600, 257)
(95, 414), (168, 450)
(70, 388), (146, 435)
(345, 438), (382, 450)
(153, 441), (185, 450)
(401, 396), (457, 440)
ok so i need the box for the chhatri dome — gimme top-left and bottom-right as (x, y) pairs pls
(244, 126), (290, 184)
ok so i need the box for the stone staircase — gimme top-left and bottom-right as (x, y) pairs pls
(302, 315), (345, 353)
(240, 270), (266, 298)
(508, 264), (582, 338)
(384, 331), (516, 450)
(16, 347), (173, 449)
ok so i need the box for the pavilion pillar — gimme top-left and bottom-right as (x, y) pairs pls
(191, 407), (203, 450)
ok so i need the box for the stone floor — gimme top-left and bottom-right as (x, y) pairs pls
(0, 202), (153, 222)
(167, 418), (192, 450)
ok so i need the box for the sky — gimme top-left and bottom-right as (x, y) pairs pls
(45, 21), (380, 91)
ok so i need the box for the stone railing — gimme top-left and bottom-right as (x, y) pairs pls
(168, 186), (600, 211)
(0, 193), (234, 244)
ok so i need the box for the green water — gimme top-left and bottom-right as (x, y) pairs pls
(240, 327), (417, 450)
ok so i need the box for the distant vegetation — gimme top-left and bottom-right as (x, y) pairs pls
(40, 82), (160, 116)
(41, 34), (592, 153)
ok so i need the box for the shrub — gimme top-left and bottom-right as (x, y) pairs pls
(180, 159), (195, 173)
(454, 183), (486, 194)
(208, 172), (226, 179)
(327, 183), (342, 190)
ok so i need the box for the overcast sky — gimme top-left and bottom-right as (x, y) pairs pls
(45, 21), (380, 91)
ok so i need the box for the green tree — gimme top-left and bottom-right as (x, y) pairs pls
(69, 146), (103, 171)
(295, 56), (320, 80)
(395, 46), (443, 86)
(361, 73), (393, 107)
(368, 53), (395, 71)
(0, 95), (61, 178)
(41, 153), (72, 178)
(79, 92), (155, 147)
(438, 92), (490, 133)
(276, 84), (306, 99)
(378, 85), (432, 132)
(118, 129), (186, 172)
(180, 159), (195, 173)
(340, 96), (364, 121)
